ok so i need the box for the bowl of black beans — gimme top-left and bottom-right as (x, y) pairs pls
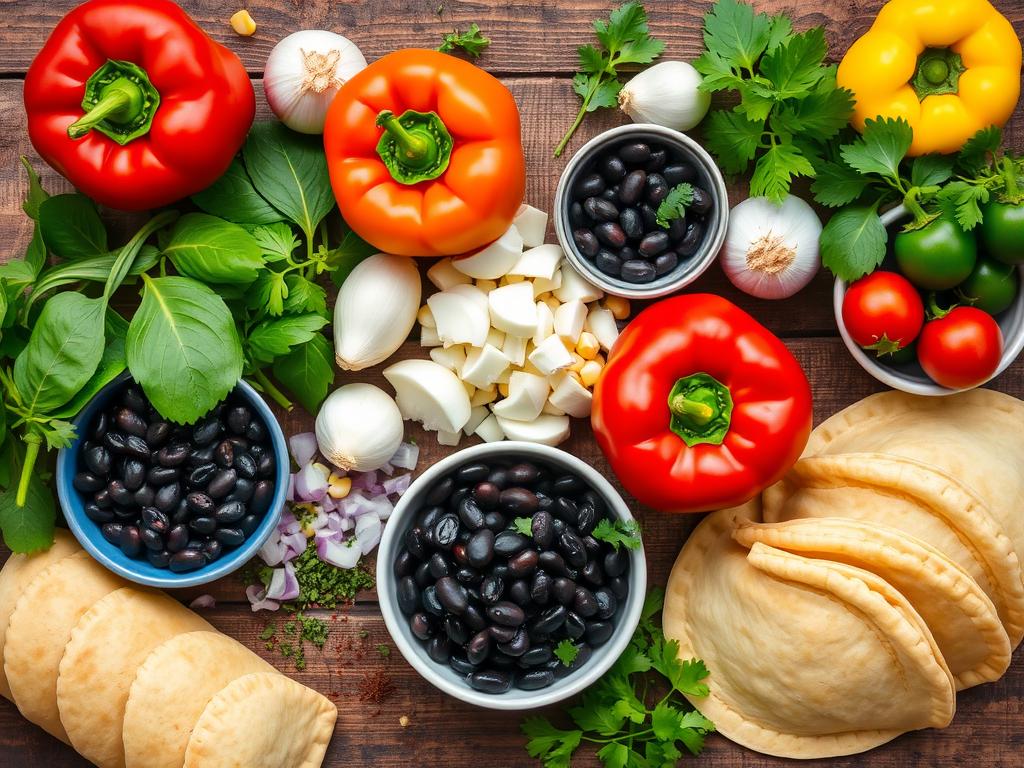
(377, 441), (646, 709)
(56, 373), (288, 588)
(554, 123), (729, 299)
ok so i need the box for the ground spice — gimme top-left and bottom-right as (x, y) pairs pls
(358, 670), (396, 704)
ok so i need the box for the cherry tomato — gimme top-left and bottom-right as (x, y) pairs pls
(918, 307), (1003, 389)
(842, 272), (925, 355)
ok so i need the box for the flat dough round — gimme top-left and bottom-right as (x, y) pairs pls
(57, 588), (211, 768)
(184, 672), (337, 768)
(805, 389), (1024, 600)
(733, 516), (1011, 690)
(0, 529), (79, 700)
(124, 631), (277, 768)
(763, 452), (1024, 646)
(663, 505), (955, 759)
(4, 550), (125, 742)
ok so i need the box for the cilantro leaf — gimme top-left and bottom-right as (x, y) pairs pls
(577, 44), (606, 74)
(703, 110), (763, 175)
(693, 51), (744, 93)
(957, 126), (1002, 176)
(273, 333), (334, 414)
(522, 718), (583, 768)
(612, 643), (652, 675)
(770, 82), (854, 141)
(282, 274), (327, 316)
(252, 223), (299, 263)
(840, 117), (913, 181)
(247, 313), (328, 364)
(554, 639), (580, 667)
(766, 14), (793, 51)
(938, 181), (990, 230)
(820, 205), (889, 281)
(512, 516), (534, 536)
(655, 184), (695, 228)
(759, 26), (828, 99)
(570, 691), (626, 735)
(437, 23), (490, 57)
(911, 154), (956, 188)
(592, 518), (642, 551)
(596, 742), (629, 768)
(735, 80), (776, 122)
(249, 270), (289, 317)
(700, 0), (771, 72)
(811, 159), (872, 207)
(651, 701), (683, 741)
(651, 638), (711, 697)
(750, 143), (815, 202)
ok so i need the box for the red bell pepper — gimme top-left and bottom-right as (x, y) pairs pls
(592, 295), (812, 514)
(24, 0), (254, 211)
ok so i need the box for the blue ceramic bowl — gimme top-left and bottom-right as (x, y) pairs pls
(57, 373), (288, 588)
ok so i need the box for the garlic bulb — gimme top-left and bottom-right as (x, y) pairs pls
(334, 254), (421, 371)
(721, 195), (822, 300)
(263, 31), (367, 134)
(315, 384), (404, 472)
(618, 61), (710, 132)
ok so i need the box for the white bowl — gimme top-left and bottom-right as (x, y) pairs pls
(834, 205), (1024, 396)
(376, 441), (647, 710)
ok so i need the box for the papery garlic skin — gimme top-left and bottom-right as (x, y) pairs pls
(315, 384), (404, 472)
(334, 254), (421, 371)
(618, 61), (710, 132)
(722, 196), (822, 300)
(264, 31), (367, 134)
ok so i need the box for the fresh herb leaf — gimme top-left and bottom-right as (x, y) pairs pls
(750, 142), (816, 200)
(126, 275), (244, 424)
(522, 718), (584, 768)
(810, 159), (872, 207)
(957, 126), (1003, 176)
(554, 639), (580, 667)
(596, 742), (629, 768)
(759, 26), (827, 98)
(272, 334), (334, 414)
(697, 0), (771, 74)
(20, 157), (49, 221)
(249, 271), (290, 317)
(839, 117), (913, 181)
(191, 157), (285, 225)
(592, 518), (642, 551)
(438, 23), (490, 57)
(0, 471), (55, 553)
(702, 110), (763, 176)
(247, 314), (329, 364)
(819, 205), (888, 281)
(38, 194), (108, 259)
(770, 78), (854, 141)
(655, 184), (695, 228)
(910, 154), (956, 188)
(555, 2), (665, 156)
(252, 223), (300, 263)
(512, 517), (534, 536)
(282, 275), (328, 316)
(48, 310), (128, 421)
(162, 213), (264, 285)
(938, 181), (991, 230)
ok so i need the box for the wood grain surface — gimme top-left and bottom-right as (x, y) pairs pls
(1, 1), (1023, 766)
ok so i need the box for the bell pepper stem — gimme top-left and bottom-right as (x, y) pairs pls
(912, 48), (965, 99)
(67, 78), (143, 139)
(375, 109), (453, 184)
(668, 395), (715, 426)
(1002, 157), (1020, 201)
(667, 373), (734, 447)
(15, 434), (42, 507)
(376, 111), (437, 169)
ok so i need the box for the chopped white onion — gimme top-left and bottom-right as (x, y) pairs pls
(383, 474), (412, 496)
(259, 533), (288, 566)
(389, 442), (420, 470)
(189, 594), (216, 610)
(265, 563), (300, 601)
(355, 514), (382, 554)
(317, 538), (361, 569)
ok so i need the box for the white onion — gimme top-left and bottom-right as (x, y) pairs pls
(315, 384), (405, 473)
(263, 31), (367, 134)
(618, 61), (710, 131)
(266, 563), (300, 601)
(389, 442), (420, 470)
(246, 584), (280, 612)
(721, 195), (823, 300)
(189, 594), (216, 610)
(355, 514), (382, 554)
(317, 538), (361, 569)
(288, 432), (318, 467)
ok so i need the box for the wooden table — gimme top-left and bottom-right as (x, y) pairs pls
(2, 1), (1024, 765)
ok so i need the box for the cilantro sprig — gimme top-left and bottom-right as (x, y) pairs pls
(522, 589), (714, 768)
(693, 0), (853, 202)
(592, 518), (642, 551)
(655, 184), (694, 229)
(556, 2), (665, 157)
(438, 23), (490, 58)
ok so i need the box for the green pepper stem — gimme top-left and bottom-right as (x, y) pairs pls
(67, 78), (144, 139)
(668, 395), (715, 426)
(1002, 156), (1021, 201)
(911, 48), (965, 99)
(376, 111), (437, 170)
(15, 434), (41, 507)
(921, 58), (949, 85)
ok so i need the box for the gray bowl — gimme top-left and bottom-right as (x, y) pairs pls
(554, 123), (729, 299)
(376, 441), (647, 710)
(834, 205), (1024, 396)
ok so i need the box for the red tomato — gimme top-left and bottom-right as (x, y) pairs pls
(918, 307), (1004, 389)
(842, 272), (925, 354)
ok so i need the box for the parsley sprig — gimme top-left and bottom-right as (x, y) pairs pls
(438, 23), (490, 58)
(522, 589), (714, 768)
(655, 184), (694, 229)
(592, 518), (642, 551)
(693, 0), (853, 202)
(556, 2), (665, 157)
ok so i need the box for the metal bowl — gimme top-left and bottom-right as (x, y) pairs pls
(376, 441), (647, 710)
(834, 205), (1024, 395)
(554, 123), (729, 299)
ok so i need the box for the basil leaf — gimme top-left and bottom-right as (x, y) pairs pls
(248, 313), (328, 364)
(20, 157), (49, 221)
(243, 122), (335, 240)
(127, 276), (243, 424)
(820, 206), (888, 282)
(0, 470), (55, 553)
(191, 158), (285, 225)
(49, 310), (129, 421)
(13, 292), (106, 414)
(38, 194), (108, 259)
(273, 334), (333, 414)
(162, 213), (264, 285)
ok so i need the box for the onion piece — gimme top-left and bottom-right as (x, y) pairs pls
(246, 584), (280, 612)
(259, 534), (288, 566)
(189, 594), (216, 610)
(265, 563), (300, 601)
(390, 442), (420, 470)
(383, 474), (412, 496)
(355, 514), (382, 554)
(285, 475), (296, 502)
(289, 432), (318, 467)
(295, 462), (328, 502)
(317, 538), (361, 569)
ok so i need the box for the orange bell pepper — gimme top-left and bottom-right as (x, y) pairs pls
(323, 49), (526, 257)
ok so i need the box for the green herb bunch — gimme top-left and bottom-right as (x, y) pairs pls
(694, 0), (854, 202)
(438, 23), (490, 57)
(522, 588), (714, 768)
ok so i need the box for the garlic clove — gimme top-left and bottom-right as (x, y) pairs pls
(510, 244), (563, 281)
(420, 325), (441, 347)
(429, 345), (468, 373)
(383, 359), (472, 434)
(534, 301), (556, 346)
(315, 383), (404, 473)
(474, 414), (506, 443)
(585, 306), (620, 352)
(463, 405), (491, 436)
(553, 299), (587, 343)
(528, 334), (574, 376)
(513, 205), (549, 248)
(554, 263), (604, 303)
(427, 258), (473, 291)
(549, 374), (593, 419)
(617, 60), (710, 132)
(495, 414), (570, 446)
(428, 289), (490, 348)
(452, 226), (524, 279)
(491, 371), (549, 422)
(502, 333), (528, 367)
(334, 254), (420, 371)
(436, 430), (462, 447)
(461, 344), (510, 389)
(532, 268), (563, 298)
(488, 282), (538, 338)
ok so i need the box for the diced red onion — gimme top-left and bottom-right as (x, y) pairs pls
(295, 462), (328, 502)
(289, 432), (318, 467)
(352, 470), (378, 492)
(310, 508), (329, 531)
(326, 512), (345, 532)
(367, 494), (395, 522)
(339, 492), (375, 518)
(355, 514), (382, 555)
(378, 461), (395, 477)
(383, 474), (412, 497)
(189, 594), (216, 610)
(278, 510), (299, 534)
(266, 562), (300, 601)
(285, 475), (295, 502)
(390, 442), (420, 470)
(246, 584), (280, 612)
(317, 537), (361, 569)
(259, 533), (288, 566)
(280, 531), (307, 559)
(315, 527), (344, 544)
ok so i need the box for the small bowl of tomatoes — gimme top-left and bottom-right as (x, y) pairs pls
(834, 205), (1024, 395)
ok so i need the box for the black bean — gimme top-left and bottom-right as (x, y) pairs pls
(530, 511), (554, 549)
(551, 576), (576, 605)
(487, 601), (526, 627)
(90, 412), (108, 442)
(618, 207), (644, 240)
(417, 506), (444, 530)
(584, 196), (619, 222)
(690, 186), (713, 215)
(235, 453), (258, 480)
(141, 506), (169, 533)
(226, 406), (251, 435)
(457, 498), (486, 531)
(564, 611), (587, 640)
(85, 503), (115, 524)
(519, 645), (553, 668)
(463, 604), (487, 632)
(595, 249), (623, 276)
(573, 228), (599, 258)
(469, 670), (511, 694)
(121, 386), (146, 413)
(595, 587), (618, 619)
(552, 497), (578, 524)
(645, 173), (669, 205)
(480, 574), (505, 604)
(122, 459), (146, 491)
(455, 567), (481, 586)
(467, 528), (495, 568)
(427, 636), (454, 666)
(645, 148), (668, 172)
(210, 500), (243, 525)
(429, 514), (457, 550)
(508, 549), (539, 578)
(213, 440), (234, 469)
(539, 550), (568, 577)
(483, 511), (507, 532)
(167, 524), (189, 553)
(102, 431), (128, 454)
(193, 418), (223, 446)
(422, 585), (444, 616)
(599, 153), (626, 182)
(489, 624), (516, 643)
(461, 628), (491, 666)
(608, 575), (630, 600)
(552, 475), (584, 496)
(169, 549), (205, 573)
(411, 612), (435, 641)
(108, 480), (134, 506)
(449, 487), (471, 513)
(238, 514), (260, 537)
(147, 549), (171, 568)
(153, 482), (180, 513)
(144, 420), (171, 449)
(508, 579), (531, 607)
(619, 142), (651, 164)
(101, 523), (123, 545)
(668, 215), (688, 242)
(664, 163), (697, 186)
(206, 468), (236, 499)
(397, 576), (419, 614)
(425, 476), (454, 506)
(144, 466), (178, 487)
(531, 605), (568, 635)
(227, 478), (254, 504)
(121, 435), (149, 461)
(487, 467), (510, 489)
(573, 586), (599, 617)
(586, 620), (615, 646)
(189, 516), (216, 535)
(639, 231), (670, 257)
(251, 481), (274, 515)
(93, 488), (112, 509)
(414, 561), (433, 588)
(569, 201), (590, 229)
(498, 626), (530, 657)
(435, 576), (469, 615)
(186, 492), (215, 516)
(622, 260), (657, 283)
(115, 408), (147, 438)
(528, 571), (552, 606)
(256, 453), (275, 479)
(73, 472), (106, 493)
(157, 443), (190, 467)
(187, 446), (215, 468)
(449, 654), (476, 675)
(655, 252), (679, 276)
(679, 221), (704, 256)
(594, 221), (627, 249)
(575, 173), (605, 198)
(581, 560), (605, 587)
(516, 669), (555, 690)
(428, 552), (450, 580)
(83, 445), (112, 476)
(141, 527), (164, 551)
(113, 505), (137, 521)
(473, 481), (501, 509)
(491, 564), (512, 582)
(457, 463), (491, 486)
(442, 616), (469, 646)
(119, 525), (143, 558)
(451, 543), (469, 567)
(494, 531), (529, 558)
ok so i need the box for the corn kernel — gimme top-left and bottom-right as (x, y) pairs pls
(417, 304), (435, 329)
(475, 279), (498, 292)
(328, 471), (346, 485)
(544, 296), (560, 314)
(576, 332), (599, 360)
(569, 353), (586, 373)
(328, 477), (352, 499)
(230, 9), (256, 35)
(505, 274), (525, 283)
(462, 380), (476, 399)
(594, 353), (606, 367)
(580, 360), (602, 387)
(498, 383), (510, 398)
(604, 295), (631, 320)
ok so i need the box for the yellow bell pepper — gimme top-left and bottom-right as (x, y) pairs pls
(838, 0), (1022, 156)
